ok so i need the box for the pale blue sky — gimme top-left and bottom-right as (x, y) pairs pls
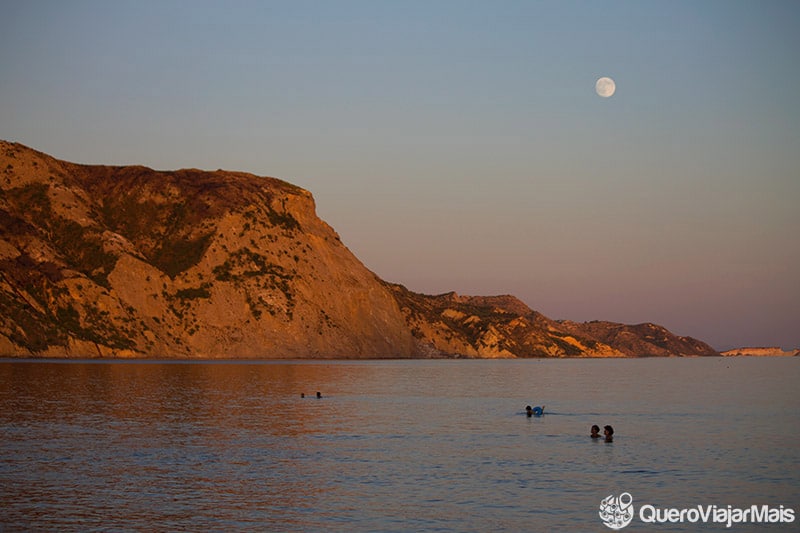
(2, 1), (798, 350)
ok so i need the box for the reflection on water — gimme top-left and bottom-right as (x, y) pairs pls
(1, 358), (799, 531)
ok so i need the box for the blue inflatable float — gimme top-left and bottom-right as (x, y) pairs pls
(525, 405), (545, 417)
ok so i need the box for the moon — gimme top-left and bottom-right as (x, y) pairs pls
(595, 77), (616, 98)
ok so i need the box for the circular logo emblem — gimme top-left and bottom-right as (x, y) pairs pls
(599, 492), (635, 530)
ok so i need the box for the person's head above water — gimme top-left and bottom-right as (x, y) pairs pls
(604, 425), (614, 442)
(525, 405), (533, 416)
(591, 425), (601, 438)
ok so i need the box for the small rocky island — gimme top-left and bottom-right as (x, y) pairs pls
(0, 141), (720, 358)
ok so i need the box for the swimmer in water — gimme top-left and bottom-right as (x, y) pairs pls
(590, 425), (601, 439)
(525, 405), (544, 417)
(604, 425), (614, 443)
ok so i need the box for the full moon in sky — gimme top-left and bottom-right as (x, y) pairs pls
(595, 76), (616, 97)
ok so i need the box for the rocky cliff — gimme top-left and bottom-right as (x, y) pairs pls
(389, 285), (718, 357)
(0, 141), (719, 358)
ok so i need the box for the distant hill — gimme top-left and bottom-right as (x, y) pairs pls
(0, 141), (719, 358)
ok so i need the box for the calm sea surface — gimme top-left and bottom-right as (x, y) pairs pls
(1, 358), (798, 532)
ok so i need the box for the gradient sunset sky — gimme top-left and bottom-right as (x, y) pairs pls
(2, 1), (798, 350)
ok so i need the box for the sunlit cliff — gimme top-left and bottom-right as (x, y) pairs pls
(0, 141), (718, 358)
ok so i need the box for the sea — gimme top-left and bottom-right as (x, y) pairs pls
(1, 357), (798, 532)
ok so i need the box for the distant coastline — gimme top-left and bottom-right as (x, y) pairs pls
(720, 347), (799, 357)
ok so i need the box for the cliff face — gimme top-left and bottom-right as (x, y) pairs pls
(0, 141), (719, 358)
(0, 140), (413, 358)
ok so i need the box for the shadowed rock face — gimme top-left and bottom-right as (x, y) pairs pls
(0, 141), (719, 358)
